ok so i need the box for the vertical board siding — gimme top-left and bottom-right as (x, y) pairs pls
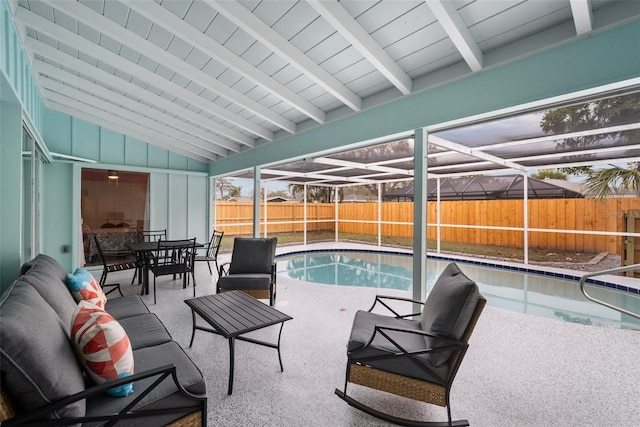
(216, 198), (640, 255)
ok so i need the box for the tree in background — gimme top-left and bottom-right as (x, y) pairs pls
(531, 169), (568, 180)
(540, 92), (640, 198)
(288, 184), (343, 202)
(215, 178), (242, 200)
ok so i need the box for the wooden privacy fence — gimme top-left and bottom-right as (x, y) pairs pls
(215, 198), (640, 255)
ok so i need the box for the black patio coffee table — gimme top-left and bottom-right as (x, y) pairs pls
(184, 290), (293, 395)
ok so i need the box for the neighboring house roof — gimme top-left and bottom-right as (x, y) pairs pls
(384, 175), (584, 201)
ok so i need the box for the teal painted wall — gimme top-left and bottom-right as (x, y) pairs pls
(0, 78), (23, 290)
(1, 0), (210, 281)
(211, 20), (640, 177)
(0, 0), (43, 135)
(42, 109), (210, 272)
(1, 0), (44, 291)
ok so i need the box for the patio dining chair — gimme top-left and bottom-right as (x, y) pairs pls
(194, 230), (224, 275)
(216, 237), (277, 306)
(148, 238), (197, 304)
(335, 262), (486, 426)
(92, 233), (140, 297)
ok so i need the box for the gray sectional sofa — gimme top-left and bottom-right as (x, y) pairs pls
(0, 254), (207, 426)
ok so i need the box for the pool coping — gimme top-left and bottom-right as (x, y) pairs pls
(276, 246), (640, 296)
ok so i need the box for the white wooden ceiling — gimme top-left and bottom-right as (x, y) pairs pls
(9, 0), (639, 165)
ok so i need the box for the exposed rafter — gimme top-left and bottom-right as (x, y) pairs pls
(26, 40), (254, 148)
(42, 0), (296, 134)
(207, 0), (363, 111)
(570, 0), (593, 35)
(307, 0), (412, 95)
(13, 5), (273, 142)
(424, 0), (483, 72)
(44, 98), (214, 163)
(40, 80), (228, 158)
(127, 0), (326, 125)
(34, 63), (239, 155)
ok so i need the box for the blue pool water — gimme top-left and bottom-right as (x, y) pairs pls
(276, 251), (640, 330)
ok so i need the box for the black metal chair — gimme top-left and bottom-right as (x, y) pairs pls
(194, 230), (224, 275)
(139, 229), (167, 242)
(131, 229), (168, 284)
(92, 233), (140, 297)
(335, 262), (486, 427)
(217, 237), (277, 306)
(148, 238), (197, 304)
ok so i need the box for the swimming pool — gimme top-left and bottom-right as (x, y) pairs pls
(276, 250), (640, 330)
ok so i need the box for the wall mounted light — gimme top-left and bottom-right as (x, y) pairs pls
(107, 170), (119, 180)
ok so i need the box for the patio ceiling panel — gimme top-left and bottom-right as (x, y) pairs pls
(8, 0), (638, 170)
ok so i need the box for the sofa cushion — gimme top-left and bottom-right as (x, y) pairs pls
(66, 268), (107, 309)
(420, 262), (479, 366)
(105, 295), (150, 320)
(85, 341), (206, 426)
(118, 314), (173, 350)
(71, 301), (134, 397)
(0, 281), (86, 419)
(18, 255), (77, 333)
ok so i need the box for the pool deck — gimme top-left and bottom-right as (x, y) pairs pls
(109, 241), (640, 426)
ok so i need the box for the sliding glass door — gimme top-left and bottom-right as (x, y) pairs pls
(22, 126), (42, 261)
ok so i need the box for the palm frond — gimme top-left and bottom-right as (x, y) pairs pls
(583, 165), (640, 199)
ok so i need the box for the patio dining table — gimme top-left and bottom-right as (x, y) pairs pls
(126, 240), (204, 296)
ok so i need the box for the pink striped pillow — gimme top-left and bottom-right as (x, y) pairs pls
(71, 301), (134, 396)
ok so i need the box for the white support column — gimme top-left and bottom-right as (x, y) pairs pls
(377, 182), (382, 247)
(334, 187), (339, 242)
(413, 128), (428, 305)
(303, 184), (307, 245)
(253, 167), (261, 237)
(211, 177), (217, 234)
(263, 180), (268, 237)
(523, 173), (529, 264)
(437, 177), (441, 254)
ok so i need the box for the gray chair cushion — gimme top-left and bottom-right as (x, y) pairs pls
(0, 281), (86, 420)
(420, 262), (479, 366)
(228, 237), (276, 274)
(118, 314), (173, 350)
(347, 310), (447, 383)
(18, 255), (77, 333)
(217, 273), (271, 290)
(105, 295), (150, 320)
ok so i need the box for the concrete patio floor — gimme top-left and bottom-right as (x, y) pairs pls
(106, 242), (640, 426)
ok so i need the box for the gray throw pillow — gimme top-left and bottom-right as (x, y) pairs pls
(0, 281), (86, 420)
(420, 263), (479, 366)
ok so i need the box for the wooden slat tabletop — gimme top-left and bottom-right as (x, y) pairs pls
(184, 291), (292, 338)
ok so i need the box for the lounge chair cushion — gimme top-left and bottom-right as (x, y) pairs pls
(0, 282), (86, 419)
(347, 310), (448, 383)
(420, 263), (479, 366)
(228, 238), (276, 274)
(217, 273), (271, 290)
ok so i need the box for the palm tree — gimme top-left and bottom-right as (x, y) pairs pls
(540, 93), (640, 199)
(582, 163), (640, 199)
